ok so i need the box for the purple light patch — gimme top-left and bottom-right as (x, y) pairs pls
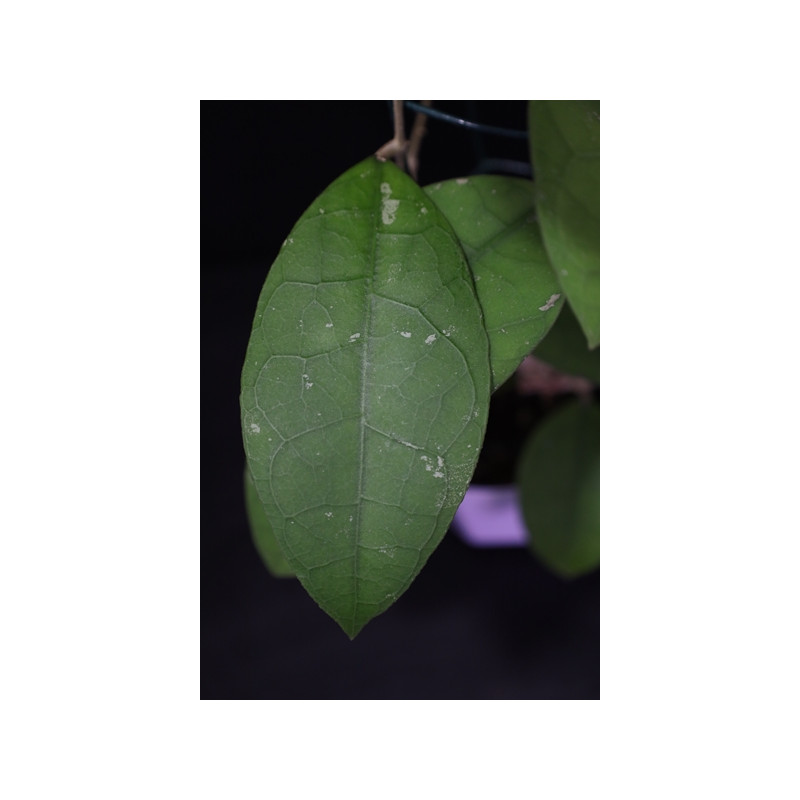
(452, 485), (530, 548)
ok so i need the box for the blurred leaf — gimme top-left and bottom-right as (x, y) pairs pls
(528, 100), (600, 348)
(241, 156), (491, 637)
(534, 302), (600, 383)
(244, 466), (295, 578)
(517, 399), (600, 577)
(425, 175), (563, 390)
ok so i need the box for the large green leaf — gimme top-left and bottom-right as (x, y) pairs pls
(244, 466), (295, 578)
(241, 156), (491, 637)
(517, 399), (600, 578)
(533, 302), (600, 384)
(528, 101), (600, 349)
(424, 176), (564, 391)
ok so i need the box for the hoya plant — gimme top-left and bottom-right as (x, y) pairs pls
(240, 101), (600, 638)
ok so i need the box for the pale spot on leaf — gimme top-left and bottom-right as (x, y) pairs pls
(538, 293), (561, 312)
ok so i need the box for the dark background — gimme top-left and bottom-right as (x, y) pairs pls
(201, 101), (599, 699)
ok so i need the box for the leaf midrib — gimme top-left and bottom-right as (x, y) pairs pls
(350, 165), (381, 634)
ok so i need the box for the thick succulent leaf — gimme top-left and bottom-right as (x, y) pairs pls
(534, 302), (600, 383)
(517, 400), (600, 578)
(244, 466), (295, 578)
(240, 156), (491, 637)
(424, 176), (564, 391)
(528, 101), (600, 349)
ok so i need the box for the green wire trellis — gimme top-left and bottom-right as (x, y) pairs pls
(393, 101), (529, 140)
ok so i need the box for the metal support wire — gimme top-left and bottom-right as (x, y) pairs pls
(401, 102), (529, 140)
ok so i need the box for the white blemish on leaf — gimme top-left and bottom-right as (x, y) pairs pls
(561, 269), (568, 276)
(325, 322), (333, 328)
(425, 334), (436, 345)
(382, 199), (399, 224)
(442, 325), (456, 337)
(456, 177), (469, 185)
(400, 331), (412, 338)
(380, 182), (399, 225)
(325, 511), (333, 519)
(538, 293), (561, 312)
(249, 423), (260, 434)
(420, 206), (428, 214)
(348, 332), (361, 342)
(319, 208), (325, 214)
(420, 455), (433, 471)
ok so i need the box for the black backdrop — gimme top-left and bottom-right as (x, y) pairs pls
(201, 100), (599, 699)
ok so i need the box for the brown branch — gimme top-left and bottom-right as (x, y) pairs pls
(375, 100), (407, 171)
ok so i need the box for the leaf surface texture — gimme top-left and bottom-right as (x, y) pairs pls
(425, 176), (564, 390)
(533, 302), (600, 383)
(244, 466), (295, 577)
(528, 101), (600, 348)
(241, 157), (491, 636)
(517, 400), (600, 577)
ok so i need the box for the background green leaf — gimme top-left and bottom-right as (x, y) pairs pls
(533, 302), (600, 383)
(241, 156), (491, 637)
(528, 100), (600, 349)
(517, 399), (600, 578)
(244, 466), (295, 578)
(425, 176), (564, 391)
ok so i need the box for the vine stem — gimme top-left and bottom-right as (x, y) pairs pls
(375, 100), (407, 171)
